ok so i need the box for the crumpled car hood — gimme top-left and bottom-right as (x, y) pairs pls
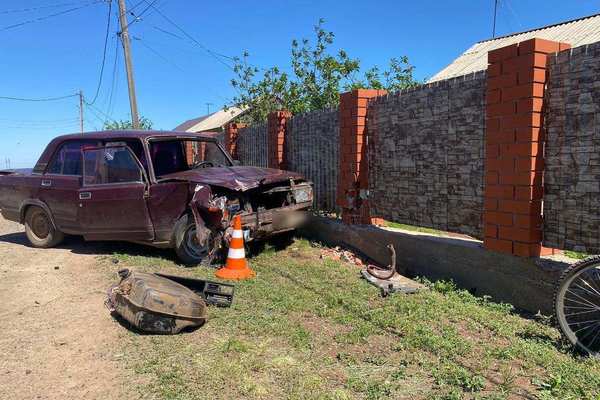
(159, 166), (305, 191)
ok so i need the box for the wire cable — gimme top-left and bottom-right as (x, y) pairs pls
(0, 94), (78, 102)
(141, 0), (235, 70)
(0, 0), (103, 32)
(122, 0), (160, 30)
(104, 35), (121, 119)
(132, 35), (185, 72)
(84, 98), (118, 124)
(0, 2), (87, 14)
(87, 0), (113, 105)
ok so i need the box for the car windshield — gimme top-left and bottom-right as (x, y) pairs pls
(149, 139), (231, 178)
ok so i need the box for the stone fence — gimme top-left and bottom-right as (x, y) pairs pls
(228, 38), (600, 258)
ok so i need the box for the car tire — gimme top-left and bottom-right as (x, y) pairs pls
(24, 206), (64, 248)
(173, 213), (215, 266)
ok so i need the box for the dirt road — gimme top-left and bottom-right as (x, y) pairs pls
(0, 215), (139, 400)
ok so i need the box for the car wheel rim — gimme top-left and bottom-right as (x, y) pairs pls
(31, 212), (50, 239)
(557, 264), (600, 356)
(184, 226), (210, 259)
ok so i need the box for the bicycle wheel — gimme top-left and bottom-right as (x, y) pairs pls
(555, 255), (600, 358)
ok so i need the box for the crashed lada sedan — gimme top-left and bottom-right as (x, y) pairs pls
(0, 130), (313, 264)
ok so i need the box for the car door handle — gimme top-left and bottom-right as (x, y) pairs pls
(41, 180), (52, 187)
(79, 192), (92, 200)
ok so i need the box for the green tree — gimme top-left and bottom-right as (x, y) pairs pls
(230, 19), (419, 123)
(103, 116), (153, 130)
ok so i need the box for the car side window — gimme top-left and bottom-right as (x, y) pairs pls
(83, 147), (144, 186)
(46, 140), (98, 175)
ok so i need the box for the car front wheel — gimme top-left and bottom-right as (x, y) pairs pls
(24, 206), (64, 248)
(173, 213), (219, 266)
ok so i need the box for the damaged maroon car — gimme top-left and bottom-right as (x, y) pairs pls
(0, 131), (313, 264)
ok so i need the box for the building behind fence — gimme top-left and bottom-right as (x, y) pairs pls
(226, 36), (600, 258)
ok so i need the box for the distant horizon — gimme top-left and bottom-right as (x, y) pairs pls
(1, 0), (598, 167)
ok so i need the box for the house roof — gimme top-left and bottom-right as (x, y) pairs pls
(174, 106), (247, 132)
(428, 13), (600, 82)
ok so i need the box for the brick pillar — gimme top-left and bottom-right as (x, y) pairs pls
(484, 38), (570, 257)
(267, 110), (291, 169)
(337, 89), (386, 225)
(224, 122), (246, 160)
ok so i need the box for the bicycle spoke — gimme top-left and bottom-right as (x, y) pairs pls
(573, 321), (600, 335)
(585, 327), (600, 350)
(565, 309), (600, 317)
(566, 289), (600, 309)
(574, 280), (600, 299)
(564, 297), (600, 310)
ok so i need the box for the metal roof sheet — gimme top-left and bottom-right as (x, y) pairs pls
(174, 106), (248, 132)
(429, 13), (600, 82)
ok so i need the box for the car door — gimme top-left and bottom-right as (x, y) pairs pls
(77, 146), (154, 241)
(38, 139), (99, 232)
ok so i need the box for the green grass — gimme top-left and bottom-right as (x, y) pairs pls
(383, 221), (445, 236)
(104, 239), (600, 400)
(564, 250), (590, 260)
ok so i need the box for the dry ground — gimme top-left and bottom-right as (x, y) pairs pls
(0, 215), (141, 400)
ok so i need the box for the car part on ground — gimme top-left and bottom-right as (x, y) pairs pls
(361, 244), (426, 296)
(554, 255), (600, 358)
(106, 269), (207, 334)
(155, 273), (234, 307)
(366, 244), (397, 280)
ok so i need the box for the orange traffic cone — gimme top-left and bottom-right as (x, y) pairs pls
(215, 214), (255, 280)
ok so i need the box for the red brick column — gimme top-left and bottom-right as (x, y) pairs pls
(484, 38), (570, 257)
(337, 89), (386, 225)
(224, 122), (246, 160)
(267, 111), (291, 170)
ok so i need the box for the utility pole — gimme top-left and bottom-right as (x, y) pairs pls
(492, 0), (499, 38)
(117, 0), (140, 129)
(206, 102), (213, 115)
(78, 90), (84, 134)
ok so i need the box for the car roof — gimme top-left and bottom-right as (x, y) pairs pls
(54, 130), (220, 142)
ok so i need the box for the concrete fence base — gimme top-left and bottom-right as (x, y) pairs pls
(300, 216), (570, 315)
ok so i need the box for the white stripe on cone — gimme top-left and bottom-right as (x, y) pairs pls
(228, 247), (246, 259)
(232, 230), (243, 239)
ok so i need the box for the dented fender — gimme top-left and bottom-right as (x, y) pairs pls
(188, 184), (229, 245)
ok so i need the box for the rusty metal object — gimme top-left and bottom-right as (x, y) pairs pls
(106, 269), (207, 334)
(366, 244), (397, 280)
(362, 245), (426, 296)
(154, 273), (235, 307)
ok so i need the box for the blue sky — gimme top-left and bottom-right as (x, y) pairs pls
(0, 0), (598, 167)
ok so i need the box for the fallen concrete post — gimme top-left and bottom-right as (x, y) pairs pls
(301, 215), (570, 315)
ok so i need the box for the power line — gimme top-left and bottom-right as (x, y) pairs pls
(104, 35), (121, 119)
(131, 35), (230, 103)
(492, 0), (499, 38)
(123, 0), (160, 30)
(140, 0), (235, 70)
(87, 0), (113, 105)
(132, 35), (185, 72)
(0, 2), (88, 14)
(0, 94), (78, 102)
(84, 98), (118, 124)
(0, 0), (103, 32)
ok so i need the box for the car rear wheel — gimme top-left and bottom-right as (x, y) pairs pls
(174, 214), (219, 266)
(24, 206), (64, 248)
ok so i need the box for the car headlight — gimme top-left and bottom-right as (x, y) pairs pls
(293, 186), (313, 203)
